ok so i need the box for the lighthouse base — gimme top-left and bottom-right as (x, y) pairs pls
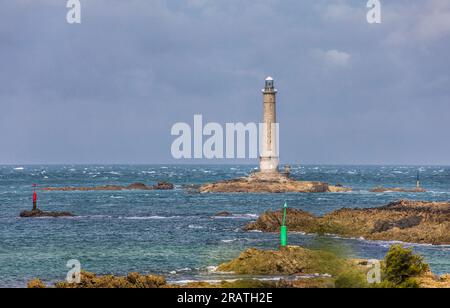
(199, 171), (351, 194)
(259, 156), (279, 173)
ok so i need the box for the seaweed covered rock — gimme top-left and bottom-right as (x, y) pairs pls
(217, 246), (345, 276)
(245, 208), (316, 232)
(245, 200), (450, 245)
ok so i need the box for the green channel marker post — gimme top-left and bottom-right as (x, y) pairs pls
(280, 202), (288, 247)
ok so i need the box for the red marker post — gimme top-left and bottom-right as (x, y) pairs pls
(32, 184), (38, 211)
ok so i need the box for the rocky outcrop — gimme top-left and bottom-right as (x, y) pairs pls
(43, 182), (174, 192)
(152, 182), (175, 190)
(199, 172), (351, 193)
(215, 211), (233, 217)
(418, 273), (450, 288)
(370, 187), (426, 193)
(217, 246), (345, 276)
(28, 270), (333, 289)
(20, 209), (74, 218)
(245, 200), (450, 245)
(53, 271), (167, 288)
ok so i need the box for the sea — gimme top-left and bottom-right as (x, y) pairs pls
(0, 165), (449, 287)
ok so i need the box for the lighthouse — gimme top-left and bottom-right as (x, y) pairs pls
(260, 77), (280, 173)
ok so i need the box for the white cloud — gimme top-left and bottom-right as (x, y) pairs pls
(385, 0), (450, 46)
(315, 49), (351, 67)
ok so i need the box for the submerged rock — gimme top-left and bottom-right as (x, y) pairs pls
(199, 172), (351, 193)
(127, 183), (152, 190)
(181, 184), (201, 194)
(20, 209), (74, 218)
(215, 211), (233, 217)
(245, 200), (450, 245)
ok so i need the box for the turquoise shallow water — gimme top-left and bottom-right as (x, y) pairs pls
(0, 165), (449, 287)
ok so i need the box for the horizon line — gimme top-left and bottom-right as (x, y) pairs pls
(1, 163), (449, 167)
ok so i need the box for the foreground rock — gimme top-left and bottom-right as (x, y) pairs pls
(370, 187), (426, 193)
(28, 246), (353, 289)
(28, 245), (449, 288)
(418, 273), (450, 288)
(199, 172), (351, 193)
(43, 182), (174, 192)
(28, 270), (332, 289)
(30, 271), (167, 289)
(245, 200), (450, 245)
(20, 209), (74, 218)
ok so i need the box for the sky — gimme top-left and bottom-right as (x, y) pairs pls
(0, 0), (449, 165)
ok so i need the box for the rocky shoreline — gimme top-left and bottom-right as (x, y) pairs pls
(199, 172), (351, 193)
(26, 246), (362, 288)
(28, 245), (450, 288)
(42, 182), (174, 192)
(245, 200), (450, 245)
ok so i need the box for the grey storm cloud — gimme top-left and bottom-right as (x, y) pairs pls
(0, 0), (449, 165)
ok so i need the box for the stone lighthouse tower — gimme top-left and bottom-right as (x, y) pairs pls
(260, 77), (280, 173)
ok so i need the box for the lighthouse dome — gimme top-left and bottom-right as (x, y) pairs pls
(264, 76), (275, 91)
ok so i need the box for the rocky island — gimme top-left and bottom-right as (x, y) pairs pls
(20, 209), (74, 218)
(370, 187), (426, 193)
(42, 182), (174, 192)
(245, 200), (450, 245)
(199, 172), (351, 193)
(199, 78), (351, 194)
(20, 189), (75, 218)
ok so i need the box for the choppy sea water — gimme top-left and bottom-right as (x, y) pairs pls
(0, 165), (449, 287)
